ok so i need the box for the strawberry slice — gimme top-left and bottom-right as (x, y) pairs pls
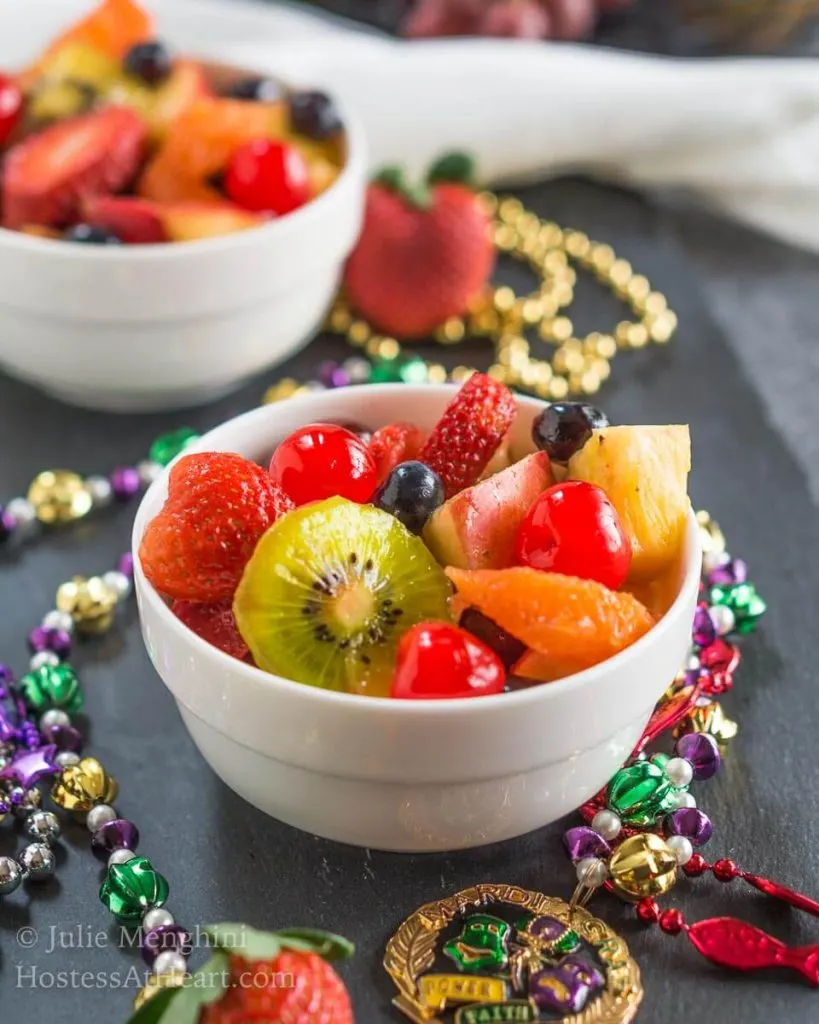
(368, 422), (427, 484)
(82, 195), (167, 244)
(2, 106), (147, 230)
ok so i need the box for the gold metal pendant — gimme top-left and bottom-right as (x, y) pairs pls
(385, 883), (642, 1024)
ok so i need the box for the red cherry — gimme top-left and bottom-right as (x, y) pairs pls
(391, 621), (507, 700)
(269, 423), (377, 506)
(225, 139), (310, 215)
(0, 74), (23, 147)
(515, 480), (631, 589)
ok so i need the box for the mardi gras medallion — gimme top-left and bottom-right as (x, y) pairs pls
(385, 884), (642, 1024)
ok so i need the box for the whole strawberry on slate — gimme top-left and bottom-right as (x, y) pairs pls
(343, 152), (494, 339)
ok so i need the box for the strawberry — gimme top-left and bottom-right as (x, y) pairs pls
(82, 195), (167, 243)
(201, 951), (353, 1024)
(2, 106), (147, 230)
(419, 373), (516, 497)
(139, 452), (293, 602)
(368, 422), (427, 484)
(343, 153), (494, 339)
(172, 599), (248, 660)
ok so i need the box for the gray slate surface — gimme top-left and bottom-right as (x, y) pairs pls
(3, 3), (819, 1023)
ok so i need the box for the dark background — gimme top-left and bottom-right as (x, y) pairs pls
(3, 3), (819, 1023)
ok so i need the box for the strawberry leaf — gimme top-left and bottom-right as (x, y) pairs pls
(204, 922), (281, 960)
(427, 151), (476, 187)
(276, 928), (355, 961)
(372, 165), (431, 209)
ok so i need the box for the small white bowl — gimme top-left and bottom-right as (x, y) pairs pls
(133, 385), (701, 852)
(0, 108), (366, 413)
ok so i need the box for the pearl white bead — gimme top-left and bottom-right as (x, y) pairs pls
(342, 357), (372, 383)
(686, 652), (701, 672)
(108, 849), (136, 868)
(137, 460), (163, 486)
(40, 708), (71, 730)
(702, 549), (730, 574)
(665, 757), (694, 788)
(710, 604), (736, 636)
(86, 804), (117, 832)
(153, 951), (188, 977)
(55, 751), (81, 768)
(671, 791), (697, 810)
(591, 809), (622, 841)
(30, 651), (60, 671)
(576, 857), (608, 887)
(42, 609), (74, 634)
(102, 570), (131, 600)
(6, 497), (37, 531)
(143, 907), (175, 931)
(85, 475), (113, 507)
(666, 835), (694, 865)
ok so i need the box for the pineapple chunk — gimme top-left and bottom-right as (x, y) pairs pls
(568, 425), (691, 580)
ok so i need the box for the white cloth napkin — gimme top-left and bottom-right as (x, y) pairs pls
(211, 3), (819, 253)
(19, 0), (819, 251)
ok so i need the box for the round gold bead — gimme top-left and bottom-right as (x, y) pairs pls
(450, 366), (476, 384)
(549, 316), (574, 343)
(608, 258), (633, 288)
(521, 298), (543, 324)
(347, 320), (371, 347)
(626, 274), (651, 304)
(263, 378), (300, 404)
(580, 368), (601, 394)
(551, 281), (575, 308)
(518, 363), (541, 390)
(492, 286), (516, 313)
(516, 211), (540, 236)
(56, 575), (118, 635)
(327, 305), (352, 333)
(644, 291), (668, 316)
(487, 364), (509, 383)
(364, 335), (383, 357)
(543, 249), (569, 275)
(554, 266), (577, 289)
(27, 471), (92, 525)
(628, 323), (650, 349)
(590, 357), (611, 382)
(589, 243), (616, 273)
(426, 363), (448, 384)
(493, 225), (518, 251)
(595, 334), (617, 359)
(538, 222), (563, 248)
(696, 510), (726, 556)
(609, 834), (678, 901)
(434, 317), (466, 345)
(133, 971), (186, 1011)
(377, 337), (400, 361)
(471, 308), (501, 335)
(498, 197), (523, 223)
(648, 310), (678, 344)
(548, 376), (570, 400)
(563, 230), (591, 258)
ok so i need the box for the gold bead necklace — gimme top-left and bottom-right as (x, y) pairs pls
(320, 192), (677, 401)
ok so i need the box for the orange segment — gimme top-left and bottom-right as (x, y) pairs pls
(41, 0), (153, 62)
(138, 153), (222, 204)
(446, 567), (655, 671)
(512, 650), (592, 684)
(154, 98), (288, 181)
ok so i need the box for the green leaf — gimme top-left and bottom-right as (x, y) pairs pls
(190, 951), (230, 1006)
(372, 165), (431, 209)
(161, 986), (204, 1024)
(204, 923), (281, 960)
(276, 929), (355, 961)
(123, 987), (181, 1024)
(427, 151), (476, 187)
(372, 165), (407, 191)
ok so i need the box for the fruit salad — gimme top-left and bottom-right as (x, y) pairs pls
(139, 375), (691, 699)
(0, 0), (345, 245)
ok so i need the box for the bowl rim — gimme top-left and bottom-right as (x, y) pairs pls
(0, 82), (366, 260)
(133, 384), (701, 717)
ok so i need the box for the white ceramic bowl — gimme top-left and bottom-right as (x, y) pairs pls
(0, 105), (365, 412)
(133, 385), (701, 852)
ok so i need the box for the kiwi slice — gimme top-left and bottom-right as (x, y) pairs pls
(233, 496), (452, 697)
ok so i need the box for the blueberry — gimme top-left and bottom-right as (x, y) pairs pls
(64, 224), (122, 245)
(458, 608), (526, 671)
(289, 90), (342, 140)
(532, 403), (609, 462)
(373, 461), (444, 534)
(226, 76), (283, 103)
(124, 41), (173, 86)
